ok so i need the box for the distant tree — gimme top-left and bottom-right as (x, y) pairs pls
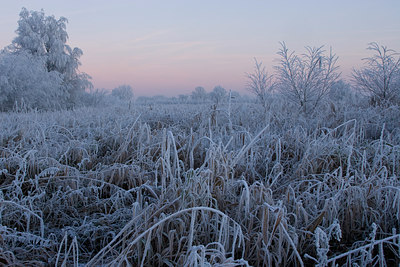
(136, 96), (152, 105)
(10, 8), (92, 108)
(230, 90), (240, 101)
(275, 42), (340, 114)
(246, 58), (274, 112)
(178, 94), (189, 103)
(111, 85), (134, 101)
(81, 88), (108, 107)
(0, 50), (62, 111)
(328, 80), (353, 103)
(352, 42), (400, 107)
(152, 95), (170, 104)
(209, 86), (227, 105)
(191, 86), (207, 103)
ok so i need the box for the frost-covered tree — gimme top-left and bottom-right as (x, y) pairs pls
(352, 42), (400, 107)
(111, 85), (134, 101)
(191, 86), (207, 103)
(275, 42), (340, 114)
(178, 94), (189, 103)
(9, 8), (92, 108)
(80, 88), (108, 107)
(328, 80), (353, 103)
(0, 50), (63, 111)
(246, 58), (274, 112)
(209, 86), (227, 105)
(230, 90), (240, 101)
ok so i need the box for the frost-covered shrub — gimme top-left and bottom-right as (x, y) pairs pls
(275, 42), (340, 114)
(353, 42), (400, 107)
(246, 58), (274, 113)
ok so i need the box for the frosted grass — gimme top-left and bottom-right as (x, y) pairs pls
(0, 101), (399, 266)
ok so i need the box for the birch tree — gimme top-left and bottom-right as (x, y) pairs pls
(10, 8), (92, 108)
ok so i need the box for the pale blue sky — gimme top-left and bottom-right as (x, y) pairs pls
(0, 1), (399, 96)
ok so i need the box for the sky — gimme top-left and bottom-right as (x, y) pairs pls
(0, 1), (399, 96)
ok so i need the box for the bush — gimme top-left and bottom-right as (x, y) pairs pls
(352, 42), (400, 107)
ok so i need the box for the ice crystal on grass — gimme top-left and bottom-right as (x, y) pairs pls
(0, 101), (399, 265)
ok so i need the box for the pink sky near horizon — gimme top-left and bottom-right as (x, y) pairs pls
(0, 0), (399, 96)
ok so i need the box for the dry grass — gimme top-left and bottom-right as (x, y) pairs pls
(0, 101), (399, 266)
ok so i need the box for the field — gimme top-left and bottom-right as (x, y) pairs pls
(0, 99), (399, 266)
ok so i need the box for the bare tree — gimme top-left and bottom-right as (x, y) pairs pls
(275, 42), (340, 114)
(352, 42), (400, 107)
(246, 58), (274, 112)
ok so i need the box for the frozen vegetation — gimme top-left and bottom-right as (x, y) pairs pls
(0, 96), (400, 266)
(0, 7), (400, 267)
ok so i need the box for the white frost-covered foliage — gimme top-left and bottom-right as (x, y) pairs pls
(111, 85), (134, 101)
(0, 99), (399, 266)
(191, 86), (208, 103)
(209, 85), (227, 104)
(275, 42), (340, 114)
(353, 42), (400, 106)
(246, 58), (274, 112)
(4, 8), (92, 110)
(0, 50), (62, 111)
